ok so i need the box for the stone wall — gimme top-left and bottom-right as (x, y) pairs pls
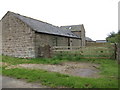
(60, 25), (86, 47)
(70, 38), (82, 46)
(1, 12), (83, 58)
(2, 13), (36, 58)
(35, 33), (69, 57)
(71, 25), (86, 46)
(80, 25), (86, 46)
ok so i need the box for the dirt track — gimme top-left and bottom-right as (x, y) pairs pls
(1, 75), (47, 88)
(1, 61), (100, 88)
(6, 62), (100, 78)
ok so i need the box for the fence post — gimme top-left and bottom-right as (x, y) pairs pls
(114, 43), (117, 60)
(117, 43), (120, 63)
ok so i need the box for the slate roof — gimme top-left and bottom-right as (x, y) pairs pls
(9, 11), (80, 38)
(96, 40), (107, 43)
(85, 37), (93, 41)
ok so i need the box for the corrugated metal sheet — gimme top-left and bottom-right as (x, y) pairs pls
(10, 12), (80, 38)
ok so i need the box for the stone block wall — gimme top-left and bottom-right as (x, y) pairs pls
(56, 36), (68, 46)
(60, 25), (86, 47)
(2, 13), (36, 58)
(35, 33), (69, 57)
(71, 25), (85, 46)
(80, 25), (86, 46)
(1, 12), (84, 58)
(70, 38), (82, 46)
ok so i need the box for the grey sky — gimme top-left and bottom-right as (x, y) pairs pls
(0, 0), (119, 40)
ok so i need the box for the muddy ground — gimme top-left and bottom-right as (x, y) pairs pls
(1, 61), (101, 88)
(5, 62), (100, 78)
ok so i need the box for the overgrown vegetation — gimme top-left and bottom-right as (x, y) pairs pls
(1, 55), (118, 88)
(106, 31), (120, 43)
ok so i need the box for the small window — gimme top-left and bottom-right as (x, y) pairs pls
(69, 27), (71, 29)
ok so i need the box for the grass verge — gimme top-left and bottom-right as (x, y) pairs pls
(2, 67), (118, 88)
(1, 55), (118, 88)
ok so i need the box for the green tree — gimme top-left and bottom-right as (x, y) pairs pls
(106, 31), (120, 43)
(117, 30), (120, 43)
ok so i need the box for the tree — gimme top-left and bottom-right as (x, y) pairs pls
(106, 31), (120, 61)
(106, 31), (119, 43)
(117, 30), (120, 43)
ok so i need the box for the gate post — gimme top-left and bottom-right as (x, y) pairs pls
(114, 43), (117, 60)
(117, 43), (120, 63)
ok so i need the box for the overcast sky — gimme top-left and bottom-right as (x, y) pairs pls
(0, 0), (119, 40)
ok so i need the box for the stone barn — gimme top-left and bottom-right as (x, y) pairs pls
(0, 11), (86, 58)
(60, 24), (86, 46)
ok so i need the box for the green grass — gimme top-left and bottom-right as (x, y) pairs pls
(1, 55), (119, 88)
(2, 55), (66, 65)
(2, 67), (118, 88)
(80, 59), (118, 78)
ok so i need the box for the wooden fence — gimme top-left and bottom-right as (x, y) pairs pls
(51, 44), (116, 59)
(86, 42), (110, 47)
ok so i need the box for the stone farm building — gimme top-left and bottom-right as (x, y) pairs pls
(0, 11), (86, 58)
